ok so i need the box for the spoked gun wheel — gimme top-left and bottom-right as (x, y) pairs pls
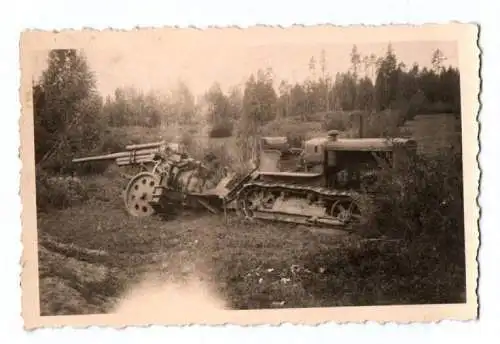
(124, 172), (160, 217)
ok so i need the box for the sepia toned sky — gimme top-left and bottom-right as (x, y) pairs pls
(29, 28), (458, 99)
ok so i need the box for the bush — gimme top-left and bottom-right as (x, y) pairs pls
(420, 101), (457, 115)
(366, 146), (464, 260)
(322, 111), (356, 132)
(321, 111), (365, 136)
(209, 125), (233, 138)
(72, 161), (110, 176)
(300, 236), (466, 305)
(323, 117), (347, 132)
(36, 169), (89, 213)
(341, 110), (401, 138)
(363, 110), (402, 138)
(290, 145), (467, 306)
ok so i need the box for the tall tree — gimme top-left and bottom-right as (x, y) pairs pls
(356, 76), (375, 110)
(350, 45), (362, 78)
(227, 86), (243, 121)
(204, 82), (231, 133)
(332, 72), (357, 111)
(238, 70), (278, 160)
(277, 80), (292, 119)
(308, 56), (317, 80)
(320, 49), (331, 111)
(431, 48), (447, 73)
(33, 49), (103, 168)
(170, 81), (197, 125)
(289, 83), (308, 119)
(374, 44), (399, 110)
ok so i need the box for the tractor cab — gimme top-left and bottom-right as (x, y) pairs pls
(300, 136), (329, 173)
(253, 131), (417, 191)
(258, 135), (330, 173)
(322, 130), (417, 190)
(258, 136), (303, 172)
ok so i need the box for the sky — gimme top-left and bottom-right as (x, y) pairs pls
(29, 29), (458, 99)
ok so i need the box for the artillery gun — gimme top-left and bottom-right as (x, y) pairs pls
(72, 131), (417, 232)
(72, 140), (237, 217)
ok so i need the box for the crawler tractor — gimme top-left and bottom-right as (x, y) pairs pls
(72, 130), (417, 231)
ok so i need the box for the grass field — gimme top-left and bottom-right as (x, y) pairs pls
(37, 118), (466, 315)
(37, 170), (465, 315)
(399, 113), (462, 155)
(37, 163), (358, 313)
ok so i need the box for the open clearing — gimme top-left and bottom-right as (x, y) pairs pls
(37, 193), (357, 314)
(38, 173), (464, 315)
(37, 116), (465, 315)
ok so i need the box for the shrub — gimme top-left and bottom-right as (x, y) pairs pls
(362, 110), (402, 138)
(323, 116), (347, 132)
(300, 235), (466, 305)
(294, 144), (467, 306)
(366, 146), (464, 260)
(36, 169), (89, 213)
(344, 142), (467, 304)
(209, 125), (233, 138)
(72, 162), (110, 176)
(324, 111), (357, 132)
(342, 110), (401, 138)
(421, 101), (456, 115)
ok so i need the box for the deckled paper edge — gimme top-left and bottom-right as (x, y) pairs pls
(18, 23), (480, 330)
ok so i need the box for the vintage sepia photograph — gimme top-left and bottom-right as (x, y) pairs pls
(19, 24), (479, 328)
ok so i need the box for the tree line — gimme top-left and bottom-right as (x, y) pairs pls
(32, 45), (460, 170)
(206, 45), (460, 139)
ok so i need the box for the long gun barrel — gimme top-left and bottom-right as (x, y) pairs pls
(72, 141), (167, 166)
(72, 151), (135, 163)
(125, 141), (166, 151)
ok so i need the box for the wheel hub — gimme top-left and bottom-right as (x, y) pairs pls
(124, 172), (159, 217)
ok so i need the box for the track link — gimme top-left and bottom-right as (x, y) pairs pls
(234, 180), (373, 230)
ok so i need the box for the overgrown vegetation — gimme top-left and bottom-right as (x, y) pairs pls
(201, 127), (465, 306)
(33, 49), (105, 173)
(364, 143), (465, 303)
